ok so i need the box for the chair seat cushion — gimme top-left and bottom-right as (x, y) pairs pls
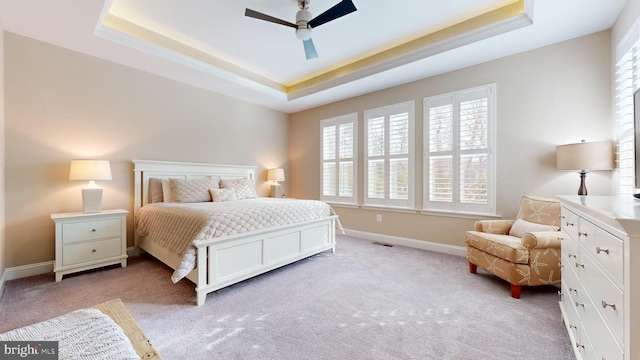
(465, 231), (529, 264)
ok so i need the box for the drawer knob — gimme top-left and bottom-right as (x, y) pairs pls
(596, 247), (610, 254)
(578, 231), (588, 237)
(91, 229), (97, 232)
(91, 249), (97, 253)
(601, 300), (617, 310)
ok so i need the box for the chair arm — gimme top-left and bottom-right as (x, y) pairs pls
(474, 219), (514, 234)
(521, 231), (562, 249)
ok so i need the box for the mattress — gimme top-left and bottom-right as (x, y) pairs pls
(135, 197), (342, 282)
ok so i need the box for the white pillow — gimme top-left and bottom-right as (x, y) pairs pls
(219, 178), (257, 200)
(167, 177), (219, 203)
(509, 219), (559, 237)
(209, 188), (237, 202)
(149, 178), (164, 203)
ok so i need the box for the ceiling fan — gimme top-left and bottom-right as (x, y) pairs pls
(244, 0), (357, 60)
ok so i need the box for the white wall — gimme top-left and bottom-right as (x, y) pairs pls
(290, 31), (613, 248)
(3, 32), (289, 268)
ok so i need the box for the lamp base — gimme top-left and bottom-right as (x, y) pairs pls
(270, 183), (282, 198)
(82, 188), (103, 213)
(577, 170), (588, 196)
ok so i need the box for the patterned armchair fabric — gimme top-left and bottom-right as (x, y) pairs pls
(464, 195), (562, 298)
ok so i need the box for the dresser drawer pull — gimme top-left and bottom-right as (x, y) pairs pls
(566, 222), (574, 227)
(601, 300), (617, 310)
(569, 287), (577, 293)
(569, 324), (577, 330)
(91, 249), (97, 253)
(596, 247), (610, 254)
(578, 231), (588, 237)
(91, 229), (97, 232)
(576, 342), (585, 349)
(575, 301), (585, 308)
(568, 253), (577, 259)
(575, 263), (584, 268)
(558, 236), (563, 241)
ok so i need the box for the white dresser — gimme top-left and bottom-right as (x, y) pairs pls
(557, 196), (640, 360)
(51, 209), (129, 281)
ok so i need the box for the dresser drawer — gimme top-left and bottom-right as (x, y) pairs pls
(577, 217), (597, 248)
(581, 252), (624, 344)
(62, 237), (121, 266)
(591, 227), (624, 284)
(62, 219), (121, 244)
(562, 208), (579, 241)
(561, 282), (581, 338)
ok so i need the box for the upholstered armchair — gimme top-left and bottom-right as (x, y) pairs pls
(465, 195), (562, 298)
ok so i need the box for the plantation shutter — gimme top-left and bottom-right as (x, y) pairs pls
(364, 101), (414, 208)
(321, 114), (358, 204)
(424, 85), (495, 214)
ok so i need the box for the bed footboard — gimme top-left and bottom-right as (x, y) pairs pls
(194, 216), (337, 306)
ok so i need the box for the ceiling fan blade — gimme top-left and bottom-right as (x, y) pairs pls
(303, 39), (318, 60)
(308, 0), (357, 28)
(245, 8), (297, 28)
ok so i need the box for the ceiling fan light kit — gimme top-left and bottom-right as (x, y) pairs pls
(245, 0), (358, 60)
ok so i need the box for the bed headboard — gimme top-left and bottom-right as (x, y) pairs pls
(132, 159), (257, 213)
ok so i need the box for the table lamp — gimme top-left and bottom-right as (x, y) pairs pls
(267, 168), (285, 198)
(556, 140), (614, 195)
(69, 159), (112, 213)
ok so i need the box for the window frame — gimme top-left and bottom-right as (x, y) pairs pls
(423, 84), (497, 215)
(320, 113), (358, 205)
(363, 101), (415, 209)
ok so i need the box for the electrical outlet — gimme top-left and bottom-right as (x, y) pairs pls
(376, 214), (382, 222)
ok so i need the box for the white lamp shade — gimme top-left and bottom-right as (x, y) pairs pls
(556, 141), (614, 171)
(267, 168), (285, 182)
(69, 159), (112, 181)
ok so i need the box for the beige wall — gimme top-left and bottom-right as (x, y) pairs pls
(290, 31), (613, 248)
(0, 29), (6, 279)
(3, 33), (289, 268)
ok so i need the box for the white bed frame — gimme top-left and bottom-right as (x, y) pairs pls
(133, 160), (337, 306)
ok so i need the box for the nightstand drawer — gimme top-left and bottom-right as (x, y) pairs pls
(62, 237), (121, 266)
(62, 219), (121, 244)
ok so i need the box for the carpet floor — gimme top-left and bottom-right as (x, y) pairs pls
(0, 235), (573, 359)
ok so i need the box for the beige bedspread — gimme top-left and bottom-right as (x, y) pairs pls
(135, 197), (342, 282)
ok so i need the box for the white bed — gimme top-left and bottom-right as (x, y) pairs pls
(133, 160), (339, 306)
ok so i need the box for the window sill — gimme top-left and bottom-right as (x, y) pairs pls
(419, 209), (501, 220)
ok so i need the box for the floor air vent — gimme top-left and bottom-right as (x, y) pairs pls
(372, 242), (393, 247)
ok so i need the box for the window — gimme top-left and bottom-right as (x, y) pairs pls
(424, 84), (496, 214)
(321, 113), (358, 204)
(615, 25), (640, 196)
(364, 101), (415, 208)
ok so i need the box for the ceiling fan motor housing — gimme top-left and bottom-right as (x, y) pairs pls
(295, 9), (312, 40)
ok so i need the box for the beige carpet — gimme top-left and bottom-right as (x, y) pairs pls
(0, 235), (573, 359)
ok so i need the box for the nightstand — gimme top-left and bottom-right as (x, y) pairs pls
(51, 209), (128, 281)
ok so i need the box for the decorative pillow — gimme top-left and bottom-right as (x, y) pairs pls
(509, 219), (560, 237)
(209, 188), (238, 202)
(219, 178), (257, 200)
(149, 178), (164, 203)
(167, 177), (219, 203)
(161, 178), (171, 202)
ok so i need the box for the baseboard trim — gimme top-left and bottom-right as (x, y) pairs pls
(0, 269), (6, 300)
(343, 229), (466, 257)
(5, 261), (54, 281)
